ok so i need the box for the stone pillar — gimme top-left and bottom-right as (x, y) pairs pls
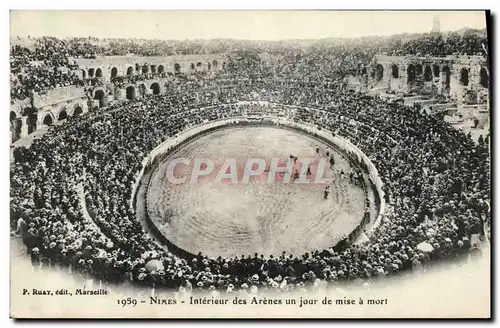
(401, 63), (410, 94)
(115, 88), (126, 101)
(90, 99), (99, 109)
(103, 67), (110, 84)
(101, 96), (109, 107)
(439, 65), (452, 98)
(81, 102), (89, 114)
(470, 65), (480, 90)
(449, 65), (462, 103)
(20, 116), (28, 138)
(382, 64), (390, 89)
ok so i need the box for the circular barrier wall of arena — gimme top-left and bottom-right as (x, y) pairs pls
(135, 114), (383, 259)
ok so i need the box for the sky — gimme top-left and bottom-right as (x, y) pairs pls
(10, 10), (488, 40)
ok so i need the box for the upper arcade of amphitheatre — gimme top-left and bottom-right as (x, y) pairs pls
(364, 54), (488, 99)
(347, 54), (489, 137)
(10, 51), (490, 144)
(72, 54), (228, 81)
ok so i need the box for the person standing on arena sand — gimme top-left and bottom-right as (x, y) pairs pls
(323, 186), (330, 200)
(329, 155), (335, 169)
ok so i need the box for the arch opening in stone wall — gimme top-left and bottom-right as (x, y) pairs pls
(196, 62), (202, 70)
(95, 68), (103, 78)
(424, 65), (433, 82)
(58, 109), (68, 121)
(94, 89), (106, 108)
(190, 63), (195, 71)
(127, 66), (134, 75)
(415, 64), (423, 76)
(142, 64), (149, 75)
(433, 65), (440, 78)
(480, 67), (488, 88)
(126, 86), (136, 100)
(460, 68), (469, 86)
(135, 63), (140, 72)
(207, 62), (211, 70)
(73, 106), (83, 116)
(10, 112), (21, 142)
(88, 68), (95, 77)
(151, 65), (157, 74)
(27, 114), (37, 133)
(442, 66), (451, 90)
(391, 64), (399, 78)
(212, 60), (218, 69)
(375, 64), (384, 81)
(43, 114), (53, 126)
(174, 63), (181, 73)
(150, 82), (160, 95)
(158, 65), (165, 75)
(407, 64), (416, 83)
(138, 83), (147, 97)
(111, 67), (118, 79)
(81, 69), (86, 79)
(23, 108), (38, 134)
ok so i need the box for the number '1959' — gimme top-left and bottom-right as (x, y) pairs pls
(117, 297), (137, 307)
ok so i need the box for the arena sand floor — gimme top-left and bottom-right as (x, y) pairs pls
(146, 126), (366, 259)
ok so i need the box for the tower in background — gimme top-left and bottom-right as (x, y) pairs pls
(432, 15), (441, 33)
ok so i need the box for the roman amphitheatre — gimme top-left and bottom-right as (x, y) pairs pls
(10, 20), (490, 300)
